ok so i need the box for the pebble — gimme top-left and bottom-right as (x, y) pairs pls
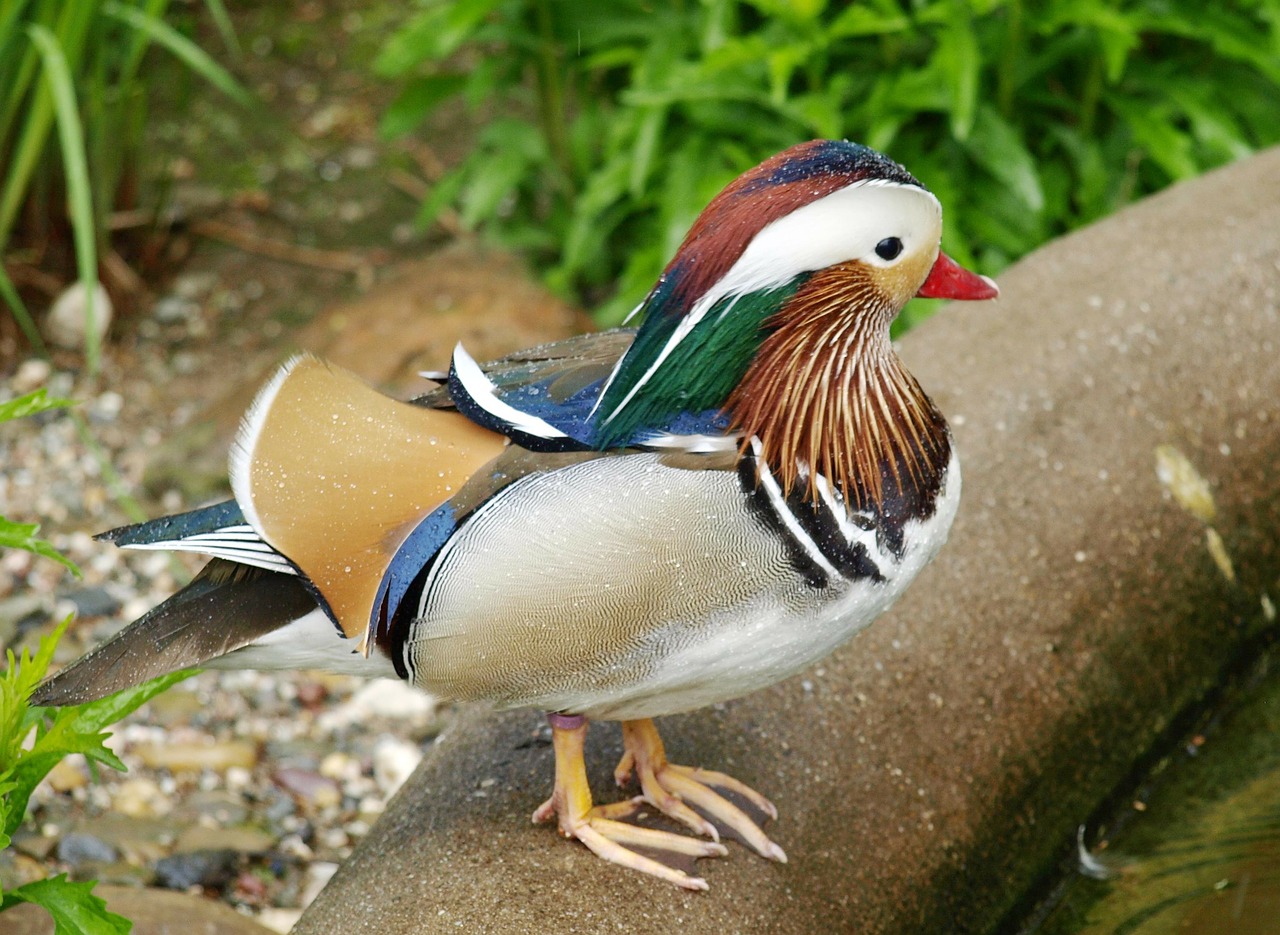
(111, 777), (174, 818)
(150, 294), (201, 324)
(273, 767), (342, 810)
(175, 790), (250, 825)
(317, 678), (436, 732)
(44, 757), (89, 793)
(55, 832), (119, 867)
(10, 358), (52, 393)
(44, 280), (112, 350)
(372, 736), (423, 797)
(174, 825), (276, 855)
(301, 862), (339, 907)
(60, 585), (123, 618)
(154, 848), (242, 891)
(133, 739), (259, 773)
(258, 908), (304, 933)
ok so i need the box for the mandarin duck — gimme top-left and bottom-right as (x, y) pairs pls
(33, 140), (998, 890)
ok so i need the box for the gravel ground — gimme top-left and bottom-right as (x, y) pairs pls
(0, 4), (481, 924)
(0, 287), (456, 931)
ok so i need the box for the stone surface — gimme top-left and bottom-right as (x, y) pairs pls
(43, 280), (112, 351)
(294, 148), (1280, 934)
(1, 885), (278, 934)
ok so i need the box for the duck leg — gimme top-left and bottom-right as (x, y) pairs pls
(532, 713), (727, 890)
(615, 718), (787, 863)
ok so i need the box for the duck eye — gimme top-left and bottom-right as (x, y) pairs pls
(875, 237), (904, 261)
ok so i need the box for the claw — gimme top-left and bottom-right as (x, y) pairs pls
(535, 714), (726, 889)
(616, 718), (785, 861)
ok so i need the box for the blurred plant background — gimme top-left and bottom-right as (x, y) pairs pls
(377, 0), (1280, 325)
(4, 0), (1280, 354)
(0, 0), (246, 375)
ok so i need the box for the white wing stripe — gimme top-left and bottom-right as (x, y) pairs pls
(120, 540), (296, 575)
(451, 343), (567, 440)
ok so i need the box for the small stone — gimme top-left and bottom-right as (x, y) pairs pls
(151, 294), (200, 324)
(174, 824), (275, 855)
(257, 908), (304, 933)
(301, 862), (339, 908)
(10, 358), (52, 393)
(112, 777), (173, 818)
(133, 739), (258, 773)
(44, 757), (88, 793)
(318, 751), (358, 782)
(170, 271), (218, 299)
(296, 680), (328, 708)
(56, 832), (119, 867)
(174, 790), (250, 825)
(234, 869), (269, 905)
(60, 585), (122, 618)
(44, 281), (112, 350)
(372, 736), (423, 797)
(317, 679), (435, 732)
(273, 767), (341, 809)
(154, 848), (242, 891)
(263, 789), (297, 824)
(0, 594), (52, 642)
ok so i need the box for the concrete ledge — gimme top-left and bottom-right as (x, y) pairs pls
(296, 148), (1280, 934)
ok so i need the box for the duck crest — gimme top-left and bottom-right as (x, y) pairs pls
(726, 263), (951, 521)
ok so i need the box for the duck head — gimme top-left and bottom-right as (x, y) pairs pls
(596, 139), (998, 510)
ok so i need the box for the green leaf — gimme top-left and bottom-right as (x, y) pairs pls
(0, 263), (47, 357)
(627, 106), (666, 196)
(379, 73), (468, 139)
(102, 2), (252, 106)
(0, 388), (75, 423)
(414, 166), (468, 231)
(25, 24), (100, 375)
(0, 519), (79, 577)
(962, 105), (1045, 212)
(200, 0), (242, 58)
(5, 669), (193, 838)
(1, 875), (131, 934)
(374, 0), (504, 75)
(828, 2), (910, 37)
(1, 619), (68, 775)
(1109, 94), (1199, 181)
(932, 5), (979, 140)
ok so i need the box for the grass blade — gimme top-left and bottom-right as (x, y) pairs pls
(0, 262), (49, 358)
(103, 1), (252, 106)
(200, 0), (242, 57)
(26, 23), (99, 375)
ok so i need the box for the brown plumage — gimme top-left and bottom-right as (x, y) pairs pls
(725, 262), (950, 514)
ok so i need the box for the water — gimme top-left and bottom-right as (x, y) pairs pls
(1034, 647), (1280, 934)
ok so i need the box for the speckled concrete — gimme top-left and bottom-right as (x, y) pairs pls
(295, 148), (1280, 934)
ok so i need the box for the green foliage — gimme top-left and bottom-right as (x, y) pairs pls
(0, 387), (188, 931)
(0, 390), (80, 577)
(377, 0), (1280, 324)
(1, 876), (131, 935)
(0, 0), (248, 374)
(0, 618), (190, 932)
